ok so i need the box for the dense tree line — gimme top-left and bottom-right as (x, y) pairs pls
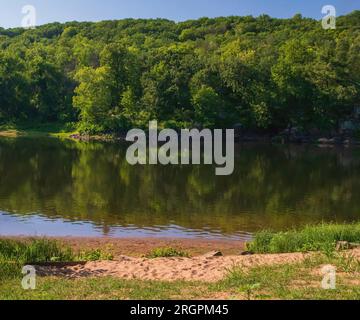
(0, 12), (359, 133)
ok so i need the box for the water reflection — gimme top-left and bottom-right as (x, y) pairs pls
(0, 137), (359, 239)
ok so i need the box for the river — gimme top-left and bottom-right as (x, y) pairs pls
(0, 137), (359, 240)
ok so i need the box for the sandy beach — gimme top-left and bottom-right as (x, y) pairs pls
(35, 250), (313, 282)
(3, 236), (359, 283)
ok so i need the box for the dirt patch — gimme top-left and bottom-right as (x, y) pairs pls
(36, 251), (309, 283)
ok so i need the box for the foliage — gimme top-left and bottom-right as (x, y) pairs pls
(0, 13), (359, 132)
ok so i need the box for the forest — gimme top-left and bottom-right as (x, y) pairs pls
(0, 11), (359, 134)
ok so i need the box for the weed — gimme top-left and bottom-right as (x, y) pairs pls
(145, 247), (190, 259)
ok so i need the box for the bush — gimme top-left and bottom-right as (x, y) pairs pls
(77, 122), (105, 135)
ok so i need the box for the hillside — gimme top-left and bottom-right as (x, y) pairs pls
(0, 11), (359, 134)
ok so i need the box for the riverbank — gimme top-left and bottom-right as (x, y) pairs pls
(0, 123), (77, 140)
(2, 249), (360, 300)
(0, 238), (359, 300)
(1, 237), (245, 258)
(1, 124), (360, 146)
(1, 223), (360, 300)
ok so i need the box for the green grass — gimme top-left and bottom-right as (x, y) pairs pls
(0, 239), (74, 280)
(213, 252), (360, 300)
(77, 249), (114, 262)
(0, 122), (77, 139)
(0, 239), (74, 264)
(0, 252), (359, 300)
(0, 277), (210, 300)
(247, 223), (360, 254)
(0, 238), (113, 281)
(145, 247), (190, 259)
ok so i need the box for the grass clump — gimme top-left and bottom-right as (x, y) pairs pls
(0, 238), (74, 280)
(0, 238), (114, 280)
(247, 223), (360, 254)
(77, 249), (114, 262)
(0, 239), (74, 264)
(145, 247), (190, 259)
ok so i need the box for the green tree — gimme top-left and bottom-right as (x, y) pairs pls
(73, 66), (114, 133)
(0, 52), (29, 120)
(192, 85), (223, 128)
(271, 39), (316, 130)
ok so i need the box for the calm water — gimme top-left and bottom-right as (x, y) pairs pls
(0, 137), (360, 240)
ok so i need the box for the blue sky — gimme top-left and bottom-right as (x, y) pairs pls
(0, 0), (358, 28)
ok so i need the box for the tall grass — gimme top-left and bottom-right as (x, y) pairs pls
(247, 223), (360, 254)
(0, 239), (74, 264)
(0, 239), (75, 280)
(0, 238), (113, 280)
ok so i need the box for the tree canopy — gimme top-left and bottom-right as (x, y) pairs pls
(0, 12), (359, 134)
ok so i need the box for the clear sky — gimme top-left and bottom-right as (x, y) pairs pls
(0, 0), (358, 28)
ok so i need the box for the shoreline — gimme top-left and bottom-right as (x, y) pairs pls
(2, 235), (359, 284)
(1, 229), (360, 299)
(1, 127), (360, 147)
(0, 236), (246, 258)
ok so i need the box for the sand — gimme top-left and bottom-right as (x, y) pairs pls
(36, 251), (311, 283)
